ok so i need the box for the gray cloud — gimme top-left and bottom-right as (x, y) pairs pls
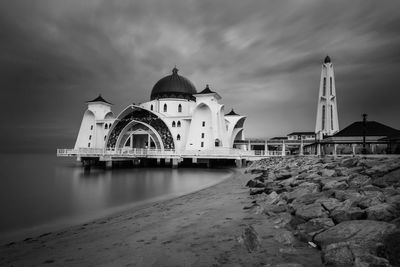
(1, 0), (400, 152)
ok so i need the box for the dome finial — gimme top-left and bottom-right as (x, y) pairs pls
(324, 55), (331, 63)
(172, 65), (178, 75)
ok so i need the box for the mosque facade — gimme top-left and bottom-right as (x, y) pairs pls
(74, 67), (246, 153)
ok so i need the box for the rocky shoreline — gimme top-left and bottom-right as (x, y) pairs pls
(245, 155), (400, 266)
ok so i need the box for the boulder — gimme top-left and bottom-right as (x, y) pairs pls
(356, 191), (385, 209)
(383, 231), (400, 267)
(286, 182), (320, 201)
(296, 217), (335, 242)
(348, 174), (372, 188)
(274, 229), (296, 246)
(314, 220), (397, 251)
(334, 190), (363, 202)
(331, 206), (366, 224)
(318, 168), (337, 177)
(316, 198), (342, 212)
(322, 180), (348, 191)
(340, 157), (358, 168)
(249, 188), (266, 195)
(275, 171), (292, 180)
(322, 242), (355, 266)
(295, 203), (328, 221)
(366, 203), (398, 222)
(353, 254), (391, 267)
(246, 179), (265, 188)
(372, 169), (400, 188)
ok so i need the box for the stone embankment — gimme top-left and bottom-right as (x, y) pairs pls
(245, 156), (400, 267)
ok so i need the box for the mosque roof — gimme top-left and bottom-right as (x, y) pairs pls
(334, 121), (400, 137)
(324, 55), (331, 63)
(226, 109), (240, 116)
(199, 84), (214, 94)
(150, 67), (197, 101)
(87, 94), (112, 105)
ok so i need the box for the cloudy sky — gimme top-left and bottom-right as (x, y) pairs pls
(1, 0), (400, 153)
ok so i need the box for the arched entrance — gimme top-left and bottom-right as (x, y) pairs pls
(116, 121), (163, 149)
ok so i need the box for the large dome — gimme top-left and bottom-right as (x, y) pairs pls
(150, 67), (197, 101)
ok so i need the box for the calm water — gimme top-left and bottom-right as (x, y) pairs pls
(0, 153), (231, 239)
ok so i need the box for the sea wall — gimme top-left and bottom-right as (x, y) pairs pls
(245, 156), (400, 266)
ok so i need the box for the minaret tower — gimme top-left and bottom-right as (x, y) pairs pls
(315, 55), (339, 137)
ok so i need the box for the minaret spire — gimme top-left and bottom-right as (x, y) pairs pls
(315, 55), (339, 136)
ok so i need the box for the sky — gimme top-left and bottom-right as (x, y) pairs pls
(1, 0), (400, 153)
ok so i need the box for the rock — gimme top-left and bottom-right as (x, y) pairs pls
(286, 182), (320, 201)
(372, 169), (400, 188)
(322, 180), (348, 191)
(341, 157), (358, 168)
(318, 168), (337, 177)
(295, 203), (328, 221)
(246, 179), (265, 188)
(290, 192), (328, 209)
(365, 164), (399, 178)
(366, 203), (398, 222)
(314, 220), (397, 251)
(274, 230), (296, 246)
(331, 206), (366, 224)
(349, 174), (372, 187)
(276, 171), (292, 180)
(297, 218), (335, 242)
(356, 191), (385, 209)
(316, 198), (342, 212)
(383, 231), (400, 267)
(353, 254), (391, 267)
(322, 242), (355, 266)
(272, 212), (294, 228)
(249, 188), (266, 195)
(334, 190), (363, 202)
(239, 225), (261, 252)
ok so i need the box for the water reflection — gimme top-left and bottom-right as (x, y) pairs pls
(0, 154), (230, 235)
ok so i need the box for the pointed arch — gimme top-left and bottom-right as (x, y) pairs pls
(163, 103), (167, 112)
(177, 134), (181, 141)
(178, 104), (182, 112)
(172, 121), (176, 127)
(177, 121), (181, 127)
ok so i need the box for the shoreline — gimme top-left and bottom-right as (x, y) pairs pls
(0, 168), (234, 245)
(0, 168), (322, 266)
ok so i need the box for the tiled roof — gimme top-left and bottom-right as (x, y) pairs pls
(334, 121), (400, 137)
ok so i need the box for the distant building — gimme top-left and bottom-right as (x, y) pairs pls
(287, 132), (316, 141)
(315, 56), (339, 137)
(74, 67), (246, 152)
(308, 120), (400, 155)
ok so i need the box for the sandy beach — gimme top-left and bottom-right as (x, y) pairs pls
(0, 169), (322, 266)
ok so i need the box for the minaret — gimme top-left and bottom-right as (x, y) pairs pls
(315, 55), (339, 137)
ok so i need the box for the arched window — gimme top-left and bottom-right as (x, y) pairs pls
(88, 143), (91, 147)
(178, 104), (182, 113)
(201, 133), (205, 138)
(105, 124), (108, 129)
(90, 125), (93, 130)
(177, 121), (181, 127)
(104, 135), (107, 141)
(172, 121), (176, 127)
(109, 123), (112, 128)
(323, 77), (326, 96)
(177, 134), (181, 141)
(330, 105), (334, 130)
(163, 104), (167, 112)
(330, 77), (333, 95)
(89, 135), (92, 140)
(150, 104), (153, 111)
(215, 139), (220, 147)
(322, 105), (326, 130)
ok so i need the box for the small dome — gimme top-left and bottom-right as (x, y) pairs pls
(324, 55), (331, 63)
(150, 67), (197, 101)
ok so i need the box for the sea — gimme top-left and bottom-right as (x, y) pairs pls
(0, 153), (231, 242)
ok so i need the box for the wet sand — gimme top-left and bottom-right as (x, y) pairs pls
(0, 170), (322, 267)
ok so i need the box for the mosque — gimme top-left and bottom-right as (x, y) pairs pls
(73, 67), (246, 155)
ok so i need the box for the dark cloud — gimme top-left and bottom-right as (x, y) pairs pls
(1, 0), (400, 152)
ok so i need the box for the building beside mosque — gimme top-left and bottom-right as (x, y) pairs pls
(74, 67), (246, 154)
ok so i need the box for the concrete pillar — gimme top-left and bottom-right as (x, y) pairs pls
(105, 160), (112, 169)
(165, 158), (171, 165)
(264, 141), (269, 156)
(281, 141), (286, 156)
(235, 159), (242, 168)
(299, 140), (304, 156)
(352, 144), (356, 155)
(172, 158), (179, 168)
(317, 143), (321, 156)
(333, 144), (338, 156)
(132, 159), (140, 166)
(192, 157), (197, 164)
(156, 158), (161, 166)
(371, 144), (376, 154)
